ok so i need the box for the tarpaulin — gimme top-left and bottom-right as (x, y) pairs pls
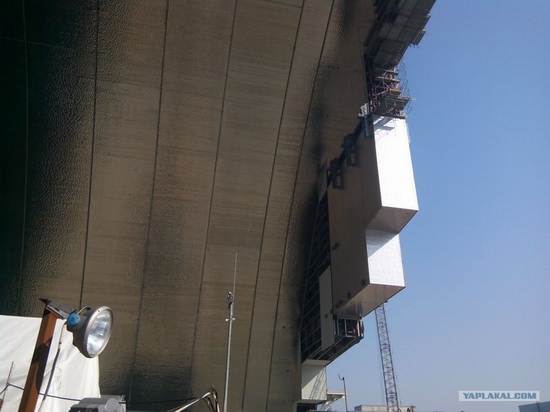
(0, 315), (100, 411)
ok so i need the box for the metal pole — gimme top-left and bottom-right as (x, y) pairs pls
(223, 253), (237, 412)
(0, 362), (15, 410)
(339, 375), (349, 412)
(18, 307), (58, 412)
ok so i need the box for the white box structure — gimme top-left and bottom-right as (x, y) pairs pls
(300, 362), (328, 403)
(328, 116), (417, 317)
(319, 268), (335, 351)
(363, 116), (418, 233)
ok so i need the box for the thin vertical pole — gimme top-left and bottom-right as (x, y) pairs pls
(339, 375), (349, 412)
(0, 362), (15, 410)
(19, 308), (57, 412)
(223, 253), (237, 412)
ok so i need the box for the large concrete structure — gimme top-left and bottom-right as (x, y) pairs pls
(0, 0), (434, 410)
(519, 402), (550, 412)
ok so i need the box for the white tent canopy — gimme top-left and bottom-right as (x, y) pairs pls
(0, 315), (100, 412)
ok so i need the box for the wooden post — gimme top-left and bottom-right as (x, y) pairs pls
(18, 308), (57, 412)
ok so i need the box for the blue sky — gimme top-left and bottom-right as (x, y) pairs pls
(327, 1), (550, 411)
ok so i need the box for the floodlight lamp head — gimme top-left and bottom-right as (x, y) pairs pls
(67, 306), (114, 358)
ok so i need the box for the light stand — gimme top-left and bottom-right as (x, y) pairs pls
(18, 299), (113, 412)
(339, 374), (349, 412)
(18, 302), (59, 412)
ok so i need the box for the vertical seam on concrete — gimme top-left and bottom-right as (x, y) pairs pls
(188, 0), (239, 393)
(78, 0), (100, 309)
(128, 0), (170, 403)
(17, 0), (29, 316)
(240, 1), (305, 409)
(265, 0), (336, 408)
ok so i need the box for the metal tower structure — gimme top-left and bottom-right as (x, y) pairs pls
(375, 304), (400, 412)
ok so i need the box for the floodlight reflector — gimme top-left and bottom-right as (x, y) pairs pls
(68, 306), (113, 358)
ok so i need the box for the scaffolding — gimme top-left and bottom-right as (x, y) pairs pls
(365, 0), (435, 69)
(366, 63), (410, 119)
(363, 0), (433, 119)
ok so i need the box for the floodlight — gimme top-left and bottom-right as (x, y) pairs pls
(38, 299), (114, 358)
(67, 306), (114, 358)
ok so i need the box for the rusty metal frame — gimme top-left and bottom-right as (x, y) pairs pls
(18, 302), (63, 412)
